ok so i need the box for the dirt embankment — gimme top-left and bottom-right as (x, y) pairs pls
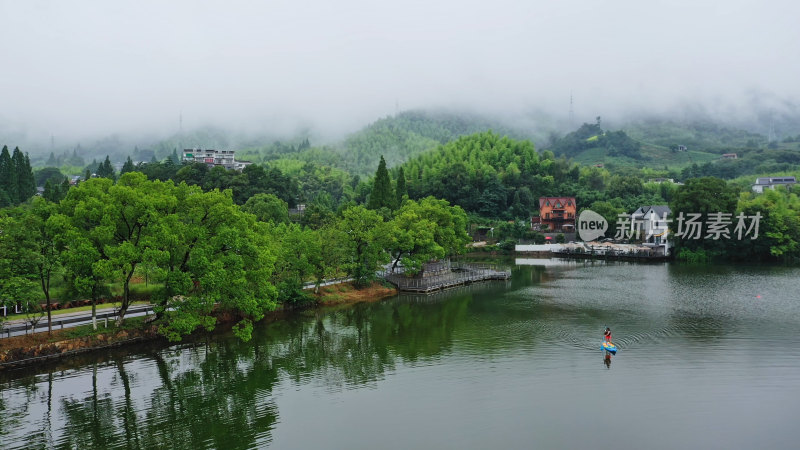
(313, 281), (397, 305)
(0, 325), (160, 368)
(1, 282), (397, 369)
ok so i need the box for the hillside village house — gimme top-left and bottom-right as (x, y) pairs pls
(752, 176), (796, 193)
(182, 148), (253, 171)
(535, 197), (576, 232)
(630, 205), (671, 255)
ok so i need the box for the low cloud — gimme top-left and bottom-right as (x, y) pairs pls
(2, 0), (798, 150)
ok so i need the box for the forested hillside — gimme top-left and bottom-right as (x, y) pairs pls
(624, 119), (766, 151)
(337, 110), (535, 174)
(545, 116), (800, 173)
(229, 110), (538, 176)
(400, 131), (670, 220)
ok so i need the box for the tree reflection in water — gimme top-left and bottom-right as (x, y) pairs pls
(0, 292), (474, 449)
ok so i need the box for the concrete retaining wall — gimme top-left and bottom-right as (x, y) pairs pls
(515, 244), (564, 252)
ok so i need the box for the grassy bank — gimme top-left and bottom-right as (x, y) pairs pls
(313, 281), (397, 305)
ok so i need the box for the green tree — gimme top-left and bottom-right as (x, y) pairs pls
(61, 231), (110, 330)
(670, 177), (738, 257)
(337, 205), (388, 286)
(607, 175), (644, 199)
(0, 189), (11, 208)
(386, 197), (469, 274)
(0, 212), (40, 325)
(35, 167), (66, 187)
(19, 150), (37, 201)
(4, 199), (70, 333)
(587, 200), (625, 236)
(121, 156), (135, 174)
(510, 190), (526, 219)
(242, 193), (289, 224)
(368, 155), (394, 210)
(96, 155), (116, 180)
(300, 198), (334, 229)
(60, 179), (70, 200)
(67, 148), (85, 166)
(43, 179), (58, 202)
(150, 184), (279, 341)
(0, 145), (19, 204)
(61, 177), (118, 328)
(269, 223), (316, 303)
(311, 225), (348, 293)
(395, 166), (407, 206)
(735, 188), (800, 261)
(90, 173), (173, 324)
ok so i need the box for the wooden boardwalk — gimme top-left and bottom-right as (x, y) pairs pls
(382, 263), (511, 293)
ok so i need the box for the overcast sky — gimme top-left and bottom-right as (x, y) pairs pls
(1, 0), (798, 142)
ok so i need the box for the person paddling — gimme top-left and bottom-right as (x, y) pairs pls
(603, 327), (612, 342)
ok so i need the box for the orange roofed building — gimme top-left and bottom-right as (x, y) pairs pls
(536, 197), (577, 232)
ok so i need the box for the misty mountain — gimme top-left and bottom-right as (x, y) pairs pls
(334, 110), (540, 174)
(544, 115), (800, 174)
(229, 110), (542, 176)
(7, 106), (800, 184)
(623, 119), (766, 152)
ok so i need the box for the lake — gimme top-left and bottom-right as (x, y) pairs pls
(2, 260), (800, 449)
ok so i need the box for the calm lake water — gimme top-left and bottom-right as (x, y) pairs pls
(2, 260), (800, 449)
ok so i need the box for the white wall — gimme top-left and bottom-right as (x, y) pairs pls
(515, 244), (564, 252)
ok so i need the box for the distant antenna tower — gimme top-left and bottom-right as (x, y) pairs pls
(569, 91), (574, 127)
(395, 100), (400, 115)
(179, 111), (183, 134)
(51, 135), (54, 150)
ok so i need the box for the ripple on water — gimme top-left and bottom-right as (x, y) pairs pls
(2, 263), (800, 449)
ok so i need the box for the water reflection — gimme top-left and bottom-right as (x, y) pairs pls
(0, 288), (478, 448)
(2, 263), (800, 449)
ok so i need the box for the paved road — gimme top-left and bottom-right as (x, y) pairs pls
(1, 305), (155, 338)
(1, 277), (354, 338)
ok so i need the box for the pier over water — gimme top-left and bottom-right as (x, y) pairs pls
(382, 262), (511, 293)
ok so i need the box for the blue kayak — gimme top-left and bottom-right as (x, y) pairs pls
(602, 341), (618, 354)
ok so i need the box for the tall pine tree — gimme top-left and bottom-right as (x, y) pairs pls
(368, 155), (394, 210)
(21, 152), (37, 200)
(121, 156), (135, 174)
(0, 145), (19, 204)
(60, 179), (70, 200)
(68, 148), (85, 166)
(43, 179), (57, 202)
(96, 155), (116, 180)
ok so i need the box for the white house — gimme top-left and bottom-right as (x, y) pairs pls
(630, 205), (671, 255)
(182, 148), (253, 171)
(752, 176), (796, 193)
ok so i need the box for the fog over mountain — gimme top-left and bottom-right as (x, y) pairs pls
(2, 0), (799, 153)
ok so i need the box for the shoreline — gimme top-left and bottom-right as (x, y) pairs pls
(0, 281), (397, 371)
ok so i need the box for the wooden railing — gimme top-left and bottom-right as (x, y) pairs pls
(381, 263), (510, 293)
